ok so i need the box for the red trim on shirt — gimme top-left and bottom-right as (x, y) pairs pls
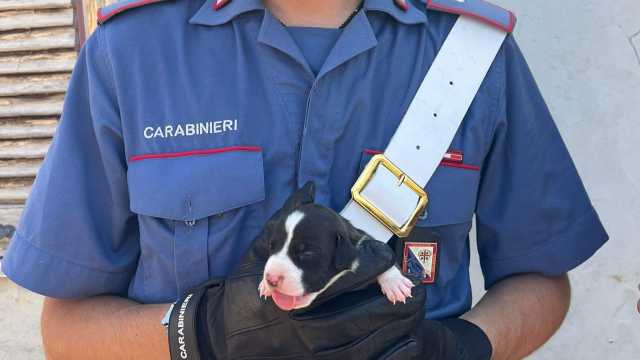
(363, 149), (384, 156)
(394, 0), (409, 11)
(129, 146), (262, 162)
(443, 150), (463, 163)
(362, 149), (480, 171)
(97, 0), (165, 24)
(439, 160), (480, 171)
(426, 0), (515, 33)
(213, 0), (231, 11)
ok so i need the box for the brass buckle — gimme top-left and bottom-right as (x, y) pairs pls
(351, 154), (428, 238)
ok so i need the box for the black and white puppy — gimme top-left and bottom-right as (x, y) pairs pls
(258, 183), (414, 311)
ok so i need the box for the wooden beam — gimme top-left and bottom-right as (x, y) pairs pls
(0, 28), (75, 53)
(0, 139), (50, 159)
(0, 206), (22, 225)
(0, 178), (33, 205)
(0, 73), (70, 97)
(0, 51), (76, 75)
(0, 8), (74, 31)
(0, 0), (71, 11)
(0, 118), (58, 139)
(0, 186), (31, 204)
(0, 159), (43, 178)
(0, 95), (64, 118)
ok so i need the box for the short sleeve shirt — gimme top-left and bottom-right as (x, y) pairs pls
(2, 0), (608, 319)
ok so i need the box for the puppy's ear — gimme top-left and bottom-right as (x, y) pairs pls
(334, 231), (358, 271)
(282, 181), (316, 210)
(334, 217), (366, 270)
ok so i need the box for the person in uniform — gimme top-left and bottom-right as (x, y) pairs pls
(2, 0), (608, 359)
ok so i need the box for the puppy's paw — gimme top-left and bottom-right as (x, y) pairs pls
(377, 267), (414, 305)
(258, 278), (273, 299)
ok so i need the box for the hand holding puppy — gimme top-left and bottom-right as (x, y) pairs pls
(166, 183), (426, 360)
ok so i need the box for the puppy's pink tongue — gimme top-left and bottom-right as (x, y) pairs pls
(271, 290), (298, 311)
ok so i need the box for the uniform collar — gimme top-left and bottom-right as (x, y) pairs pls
(189, 0), (427, 27)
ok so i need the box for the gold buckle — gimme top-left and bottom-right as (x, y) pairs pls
(351, 154), (428, 238)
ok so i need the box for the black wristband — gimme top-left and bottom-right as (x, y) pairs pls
(168, 288), (207, 360)
(440, 318), (493, 360)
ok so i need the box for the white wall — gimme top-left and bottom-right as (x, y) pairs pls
(470, 1), (640, 358)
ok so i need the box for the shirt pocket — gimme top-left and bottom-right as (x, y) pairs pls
(127, 146), (265, 298)
(359, 149), (480, 314)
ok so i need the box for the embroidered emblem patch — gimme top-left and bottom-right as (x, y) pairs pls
(402, 242), (438, 284)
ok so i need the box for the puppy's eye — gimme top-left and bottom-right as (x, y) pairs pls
(298, 250), (316, 260)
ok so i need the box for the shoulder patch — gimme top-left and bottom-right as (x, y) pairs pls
(97, 0), (171, 25)
(426, 0), (516, 33)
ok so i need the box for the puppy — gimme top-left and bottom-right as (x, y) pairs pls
(258, 183), (414, 311)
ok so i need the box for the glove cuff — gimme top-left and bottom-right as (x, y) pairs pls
(440, 318), (493, 360)
(168, 287), (208, 360)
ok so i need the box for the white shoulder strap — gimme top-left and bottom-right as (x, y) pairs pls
(340, 16), (508, 242)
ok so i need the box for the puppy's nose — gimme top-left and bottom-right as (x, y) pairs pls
(266, 273), (284, 288)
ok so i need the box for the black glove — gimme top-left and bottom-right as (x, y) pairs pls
(416, 317), (493, 360)
(167, 229), (427, 360)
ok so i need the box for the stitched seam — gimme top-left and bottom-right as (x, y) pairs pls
(480, 208), (598, 263)
(483, 0), (516, 32)
(10, 232), (133, 275)
(363, 6), (425, 25)
(426, 0), (512, 32)
(480, 42), (507, 163)
(262, 48), (309, 130)
(226, 318), (281, 338)
(96, 27), (119, 106)
(98, 0), (163, 23)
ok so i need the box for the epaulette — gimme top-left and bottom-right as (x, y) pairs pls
(97, 0), (171, 25)
(426, 0), (516, 33)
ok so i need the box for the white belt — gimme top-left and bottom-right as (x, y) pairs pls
(340, 16), (508, 242)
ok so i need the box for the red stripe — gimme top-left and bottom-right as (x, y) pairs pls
(97, 0), (164, 24)
(363, 149), (384, 156)
(426, 0), (515, 33)
(394, 0), (409, 11)
(363, 149), (479, 171)
(213, 0), (231, 11)
(482, 0), (517, 32)
(129, 146), (261, 162)
(439, 160), (480, 171)
(507, 11), (516, 32)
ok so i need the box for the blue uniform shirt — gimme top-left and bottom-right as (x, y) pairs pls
(3, 0), (608, 319)
(288, 27), (343, 76)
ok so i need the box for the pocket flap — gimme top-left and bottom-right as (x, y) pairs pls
(127, 147), (265, 221)
(418, 166), (480, 226)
